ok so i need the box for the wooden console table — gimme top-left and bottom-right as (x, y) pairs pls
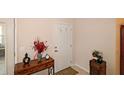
(14, 57), (54, 75)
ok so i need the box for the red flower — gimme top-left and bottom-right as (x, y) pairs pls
(33, 40), (48, 53)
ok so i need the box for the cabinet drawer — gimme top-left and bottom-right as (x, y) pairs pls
(28, 64), (47, 74)
(47, 62), (54, 68)
(16, 69), (30, 75)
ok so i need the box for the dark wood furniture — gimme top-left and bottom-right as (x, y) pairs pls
(90, 59), (106, 75)
(120, 25), (124, 75)
(14, 57), (54, 75)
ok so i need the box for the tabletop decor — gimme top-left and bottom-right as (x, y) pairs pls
(92, 50), (103, 64)
(45, 54), (50, 60)
(33, 40), (48, 62)
(23, 53), (31, 64)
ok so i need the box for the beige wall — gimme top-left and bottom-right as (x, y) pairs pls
(74, 18), (116, 74)
(16, 18), (75, 63)
(16, 18), (118, 75)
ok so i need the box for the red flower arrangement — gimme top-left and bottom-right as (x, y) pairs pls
(33, 40), (48, 59)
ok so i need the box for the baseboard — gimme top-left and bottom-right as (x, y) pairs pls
(70, 63), (75, 67)
(74, 64), (89, 73)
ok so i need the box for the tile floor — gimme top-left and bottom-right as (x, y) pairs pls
(33, 65), (89, 75)
(71, 66), (89, 75)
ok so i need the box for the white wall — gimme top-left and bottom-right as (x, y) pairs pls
(74, 18), (116, 74)
(16, 18), (75, 64)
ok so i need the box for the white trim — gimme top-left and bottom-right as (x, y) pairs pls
(70, 63), (75, 67)
(14, 19), (18, 64)
(74, 64), (89, 73)
(3, 23), (7, 74)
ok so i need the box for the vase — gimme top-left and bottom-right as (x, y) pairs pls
(96, 59), (103, 64)
(37, 53), (42, 62)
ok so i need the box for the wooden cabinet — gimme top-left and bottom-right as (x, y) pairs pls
(90, 59), (106, 75)
(14, 57), (54, 75)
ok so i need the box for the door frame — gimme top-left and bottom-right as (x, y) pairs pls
(14, 19), (18, 65)
(120, 25), (124, 74)
(0, 19), (15, 75)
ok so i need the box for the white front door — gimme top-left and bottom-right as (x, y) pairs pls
(0, 19), (15, 75)
(52, 24), (73, 72)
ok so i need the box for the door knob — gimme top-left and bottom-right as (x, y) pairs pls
(54, 46), (57, 49)
(54, 50), (58, 52)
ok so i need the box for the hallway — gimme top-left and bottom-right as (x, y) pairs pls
(0, 56), (6, 74)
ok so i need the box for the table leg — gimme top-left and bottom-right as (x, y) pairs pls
(48, 65), (55, 75)
(53, 65), (55, 75)
(48, 68), (50, 75)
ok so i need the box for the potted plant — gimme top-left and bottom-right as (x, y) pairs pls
(33, 40), (48, 62)
(92, 50), (103, 64)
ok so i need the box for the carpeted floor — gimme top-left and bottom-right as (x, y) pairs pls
(55, 67), (79, 75)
